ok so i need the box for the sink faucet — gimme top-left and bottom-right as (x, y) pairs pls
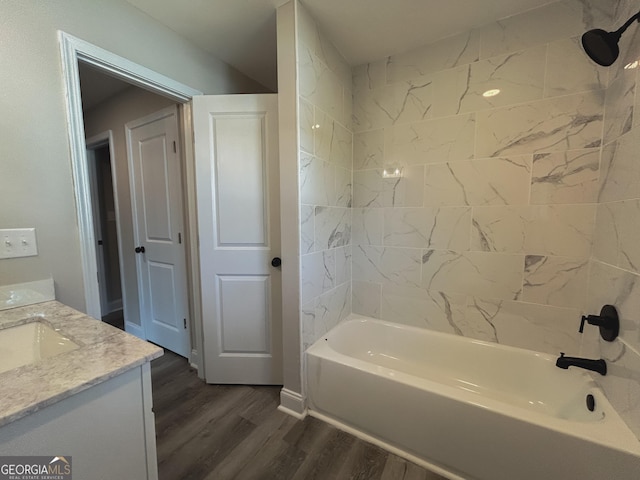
(555, 353), (607, 375)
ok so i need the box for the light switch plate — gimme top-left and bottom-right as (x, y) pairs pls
(0, 228), (38, 259)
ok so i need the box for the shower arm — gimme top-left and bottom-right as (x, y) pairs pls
(611, 11), (640, 41)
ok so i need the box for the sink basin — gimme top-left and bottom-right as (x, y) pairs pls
(0, 322), (79, 374)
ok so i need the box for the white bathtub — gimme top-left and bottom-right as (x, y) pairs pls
(306, 316), (640, 480)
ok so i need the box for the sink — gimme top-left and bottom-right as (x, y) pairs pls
(0, 322), (79, 374)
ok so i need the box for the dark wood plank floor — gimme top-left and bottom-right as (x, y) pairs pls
(101, 310), (124, 330)
(151, 351), (448, 480)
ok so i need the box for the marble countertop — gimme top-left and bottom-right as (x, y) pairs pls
(0, 301), (163, 428)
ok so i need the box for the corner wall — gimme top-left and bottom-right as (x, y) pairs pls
(351, 0), (614, 355)
(297, 3), (353, 350)
(587, 0), (640, 441)
(276, 0), (354, 409)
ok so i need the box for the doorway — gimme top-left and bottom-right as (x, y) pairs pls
(86, 138), (124, 330)
(80, 66), (191, 356)
(60, 32), (284, 381)
(60, 32), (204, 369)
(79, 61), (192, 357)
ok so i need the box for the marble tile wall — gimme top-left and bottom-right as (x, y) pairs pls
(297, 3), (353, 350)
(293, 0), (640, 443)
(587, 0), (640, 441)
(351, 0), (616, 356)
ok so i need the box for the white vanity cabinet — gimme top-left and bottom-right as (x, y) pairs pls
(0, 364), (158, 480)
(0, 300), (162, 480)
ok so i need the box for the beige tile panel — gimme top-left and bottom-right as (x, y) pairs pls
(531, 149), (600, 205)
(421, 250), (523, 300)
(522, 255), (588, 308)
(471, 204), (595, 257)
(424, 156), (531, 206)
(383, 206), (471, 250)
(475, 92), (604, 158)
(432, 45), (546, 117)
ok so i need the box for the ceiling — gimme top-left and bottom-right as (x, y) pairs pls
(79, 63), (132, 110)
(125, 0), (556, 92)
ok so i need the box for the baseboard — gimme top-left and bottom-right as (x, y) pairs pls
(106, 299), (123, 313)
(189, 348), (203, 379)
(278, 388), (306, 419)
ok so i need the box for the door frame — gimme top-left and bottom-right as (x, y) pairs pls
(58, 32), (205, 372)
(86, 130), (120, 318)
(86, 131), (127, 322)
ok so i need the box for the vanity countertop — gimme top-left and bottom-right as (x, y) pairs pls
(0, 301), (163, 428)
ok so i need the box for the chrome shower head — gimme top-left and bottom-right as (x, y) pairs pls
(582, 11), (640, 67)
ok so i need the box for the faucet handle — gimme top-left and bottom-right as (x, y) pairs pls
(579, 316), (588, 333)
(578, 305), (619, 342)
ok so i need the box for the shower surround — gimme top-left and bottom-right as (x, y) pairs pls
(586, 0), (640, 441)
(297, 3), (354, 351)
(294, 0), (640, 442)
(350, 0), (614, 356)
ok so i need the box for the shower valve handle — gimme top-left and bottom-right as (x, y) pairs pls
(578, 305), (619, 341)
(579, 315), (591, 333)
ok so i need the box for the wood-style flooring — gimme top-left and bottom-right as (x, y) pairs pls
(101, 310), (124, 330)
(151, 351), (448, 480)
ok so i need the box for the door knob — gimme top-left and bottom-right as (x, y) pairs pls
(135, 246), (146, 254)
(271, 257), (281, 267)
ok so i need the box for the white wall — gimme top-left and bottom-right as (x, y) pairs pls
(83, 86), (176, 327)
(276, 0), (304, 409)
(0, 0), (265, 311)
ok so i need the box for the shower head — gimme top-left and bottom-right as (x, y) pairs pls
(582, 11), (640, 66)
(582, 29), (620, 66)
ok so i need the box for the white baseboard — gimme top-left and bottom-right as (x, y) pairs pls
(107, 299), (122, 313)
(189, 348), (203, 379)
(278, 388), (306, 419)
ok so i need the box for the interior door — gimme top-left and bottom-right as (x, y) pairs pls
(126, 105), (190, 357)
(193, 94), (282, 384)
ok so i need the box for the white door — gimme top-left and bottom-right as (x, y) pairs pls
(126, 105), (190, 357)
(193, 94), (282, 384)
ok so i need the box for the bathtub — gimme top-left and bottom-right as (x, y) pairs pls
(306, 316), (640, 480)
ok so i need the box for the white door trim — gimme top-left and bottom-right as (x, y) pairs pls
(86, 133), (110, 317)
(86, 131), (132, 332)
(58, 32), (203, 359)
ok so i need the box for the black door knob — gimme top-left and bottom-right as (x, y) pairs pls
(135, 246), (146, 254)
(271, 257), (281, 267)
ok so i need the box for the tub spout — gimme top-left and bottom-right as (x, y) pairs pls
(556, 353), (607, 375)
